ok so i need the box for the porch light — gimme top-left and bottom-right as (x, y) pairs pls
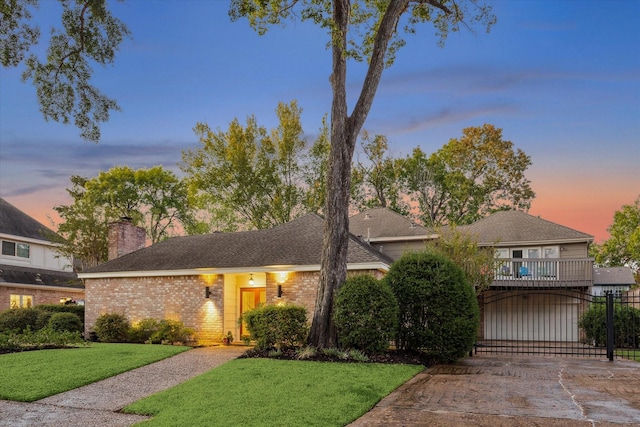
(205, 286), (213, 298)
(249, 274), (255, 285)
(277, 285), (283, 298)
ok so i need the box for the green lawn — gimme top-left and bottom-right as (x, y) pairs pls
(617, 349), (640, 362)
(124, 358), (422, 427)
(0, 343), (189, 401)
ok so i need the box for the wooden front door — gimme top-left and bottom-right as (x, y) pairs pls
(240, 288), (266, 336)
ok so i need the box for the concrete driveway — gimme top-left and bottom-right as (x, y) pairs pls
(350, 355), (640, 426)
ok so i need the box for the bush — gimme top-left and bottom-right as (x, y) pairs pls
(0, 327), (86, 352)
(333, 274), (398, 353)
(128, 318), (161, 343)
(48, 312), (83, 333)
(94, 313), (130, 343)
(36, 304), (85, 327)
(0, 308), (50, 333)
(384, 251), (480, 363)
(241, 304), (308, 350)
(580, 301), (640, 348)
(151, 319), (194, 344)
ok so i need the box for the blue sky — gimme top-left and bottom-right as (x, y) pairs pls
(0, 0), (638, 242)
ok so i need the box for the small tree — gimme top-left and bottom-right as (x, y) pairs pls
(333, 275), (398, 353)
(385, 251), (479, 363)
(426, 225), (496, 294)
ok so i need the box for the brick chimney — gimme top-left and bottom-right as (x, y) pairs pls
(108, 217), (146, 260)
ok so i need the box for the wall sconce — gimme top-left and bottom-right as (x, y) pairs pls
(277, 285), (283, 298)
(249, 274), (255, 285)
(205, 286), (212, 298)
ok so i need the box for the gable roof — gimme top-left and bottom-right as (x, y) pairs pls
(0, 198), (55, 242)
(349, 208), (435, 242)
(80, 213), (392, 277)
(458, 210), (593, 246)
(593, 266), (636, 286)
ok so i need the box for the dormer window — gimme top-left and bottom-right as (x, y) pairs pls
(1, 240), (30, 258)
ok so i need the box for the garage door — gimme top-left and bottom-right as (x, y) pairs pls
(483, 291), (579, 341)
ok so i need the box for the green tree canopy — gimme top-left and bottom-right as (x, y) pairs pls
(51, 166), (198, 270)
(592, 196), (640, 275)
(405, 124), (534, 227)
(181, 100), (314, 230)
(1, 0), (130, 142)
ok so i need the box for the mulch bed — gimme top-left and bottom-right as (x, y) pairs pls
(239, 347), (433, 366)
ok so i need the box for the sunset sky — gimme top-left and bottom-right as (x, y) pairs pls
(1, 0), (638, 243)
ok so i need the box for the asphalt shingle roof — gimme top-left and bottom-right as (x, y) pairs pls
(0, 264), (83, 288)
(0, 198), (55, 241)
(86, 213), (392, 274)
(458, 210), (593, 245)
(593, 266), (636, 286)
(349, 208), (431, 239)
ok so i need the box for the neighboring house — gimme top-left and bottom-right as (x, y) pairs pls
(0, 198), (84, 310)
(458, 210), (595, 342)
(79, 214), (392, 345)
(592, 266), (635, 296)
(349, 207), (437, 259)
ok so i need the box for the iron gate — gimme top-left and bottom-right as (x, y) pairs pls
(474, 289), (640, 360)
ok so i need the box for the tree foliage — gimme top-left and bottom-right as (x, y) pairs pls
(1, 0), (130, 142)
(50, 166), (198, 270)
(405, 124), (534, 227)
(182, 100), (322, 230)
(352, 132), (408, 215)
(592, 196), (640, 275)
(230, 0), (496, 348)
(425, 225), (496, 294)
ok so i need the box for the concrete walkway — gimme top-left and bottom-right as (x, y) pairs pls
(0, 346), (246, 427)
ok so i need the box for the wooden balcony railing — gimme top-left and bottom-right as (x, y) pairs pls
(491, 258), (593, 288)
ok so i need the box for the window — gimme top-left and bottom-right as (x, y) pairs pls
(1, 240), (30, 258)
(10, 294), (33, 309)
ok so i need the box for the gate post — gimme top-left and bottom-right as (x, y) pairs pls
(606, 292), (614, 361)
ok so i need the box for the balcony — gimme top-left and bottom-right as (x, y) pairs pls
(491, 258), (593, 288)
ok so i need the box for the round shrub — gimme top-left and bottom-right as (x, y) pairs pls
(94, 313), (130, 343)
(241, 304), (308, 350)
(334, 274), (398, 353)
(384, 251), (480, 363)
(48, 312), (83, 333)
(0, 308), (50, 333)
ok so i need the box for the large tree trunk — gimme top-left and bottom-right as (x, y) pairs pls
(308, 0), (409, 348)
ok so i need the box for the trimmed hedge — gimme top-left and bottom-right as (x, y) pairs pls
(384, 251), (480, 363)
(0, 308), (51, 333)
(48, 312), (83, 333)
(580, 302), (640, 348)
(334, 275), (398, 353)
(241, 304), (308, 350)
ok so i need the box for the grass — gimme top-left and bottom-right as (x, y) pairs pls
(0, 343), (189, 401)
(617, 349), (640, 361)
(124, 358), (423, 427)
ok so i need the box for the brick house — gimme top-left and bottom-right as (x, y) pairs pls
(79, 214), (392, 345)
(0, 198), (84, 310)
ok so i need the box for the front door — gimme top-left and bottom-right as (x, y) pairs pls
(240, 288), (266, 337)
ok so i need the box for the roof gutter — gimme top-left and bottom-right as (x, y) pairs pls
(78, 262), (391, 279)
